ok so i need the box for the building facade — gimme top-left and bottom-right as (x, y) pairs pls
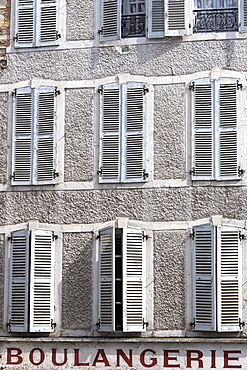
(0, 0), (247, 368)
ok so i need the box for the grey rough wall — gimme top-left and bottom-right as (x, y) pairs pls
(0, 234), (4, 330)
(66, 0), (94, 41)
(154, 84), (185, 180)
(64, 88), (94, 182)
(0, 93), (7, 185)
(2, 40), (247, 83)
(62, 232), (93, 330)
(154, 231), (185, 330)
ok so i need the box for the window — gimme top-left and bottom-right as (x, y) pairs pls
(98, 227), (147, 332)
(12, 86), (58, 185)
(8, 229), (55, 333)
(14, 0), (60, 47)
(192, 224), (242, 332)
(98, 82), (148, 183)
(190, 78), (241, 180)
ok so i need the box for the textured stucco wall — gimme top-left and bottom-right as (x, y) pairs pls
(64, 88), (94, 182)
(62, 232), (93, 330)
(154, 230), (185, 330)
(66, 0), (94, 41)
(154, 84), (185, 180)
(0, 234), (4, 330)
(0, 92), (7, 185)
(2, 39), (247, 83)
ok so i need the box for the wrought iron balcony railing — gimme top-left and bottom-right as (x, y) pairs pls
(121, 14), (146, 38)
(194, 8), (238, 33)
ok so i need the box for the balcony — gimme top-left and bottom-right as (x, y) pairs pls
(194, 8), (238, 33)
(121, 14), (146, 38)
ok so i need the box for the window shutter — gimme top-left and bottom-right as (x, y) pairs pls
(148, 0), (165, 38)
(99, 84), (121, 183)
(12, 88), (33, 185)
(192, 225), (216, 331)
(15, 0), (35, 47)
(29, 229), (55, 332)
(39, 0), (59, 45)
(217, 83), (239, 180)
(100, 0), (121, 41)
(9, 229), (29, 332)
(99, 227), (115, 332)
(122, 227), (146, 332)
(217, 226), (242, 332)
(192, 82), (213, 180)
(122, 83), (146, 182)
(239, 0), (247, 32)
(35, 87), (57, 184)
(164, 0), (188, 36)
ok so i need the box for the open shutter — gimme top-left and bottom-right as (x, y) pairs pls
(217, 82), (239, 180)
(100, 0), (121, 41)
(29, 229), (55, 332)
(99, 227), (115, 332)
(122, 83), (146, 182)
(122, 227), (146, 332)
(239, 0), (247, 32)
(148, 0), (165, 38)
(99, 84), (121, 183)
(39, 0), (59, 45)
(192, 225), (216, 331)
(164, 0), (188, 36)
(192, 82), (214, 180)
(15, 0), (35, 47)
(217, 226), (242, 332)
(9, 229), (29, 332)
(35, 87), (57, 184)
(12, 87), (33, 185)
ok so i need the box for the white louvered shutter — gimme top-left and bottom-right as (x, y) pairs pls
(35, 87), (57, 184)
(164, 0), (188, 36)
(99, 84), (121, 183)
(239, 0), (247, 32)
(39, 0), (59, 45)
(9, 230), (29, 332)
(192, 82), (214, 180)
(148, 0), (165, 38)
(99, 227), (115, 332)
(122, 83), (146, 182)
(193, 225), (216, 331)
(122, 228), (146, 332)
(100, 0), (121, 41)
(217, 83), (239, 180)
(217, 226), (242, 332)
(29, 229), (55, 332)
(12, 87), (33, 185)
(15, 0), (35, 47)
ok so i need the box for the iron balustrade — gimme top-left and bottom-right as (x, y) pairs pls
(194, 8), (238, 32)
(121, 14), (146, 37)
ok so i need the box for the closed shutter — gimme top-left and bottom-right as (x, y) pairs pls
(99, 84), (121, 183)
(100, 0), (121, 41)
(217, 226), (242, 332)
(148, 0), (165, 38)
(193, 225), (216, 331)
(12, 87), (33, 185)
(239, 0), (247, 33)
(15, 0), (35, 47)
(35, 87), (57, 184)
(39, 0), (59, 45)
(122, 228), (146, 332)
(217, 83), (239, 180)
(9, 229), (29, 332)
(164, 0), (188, 36)
(29, 229), (55, 332)
(122, 83), (146, 182)
(99, 227), (115, 332)
(192, 83), (213, 180)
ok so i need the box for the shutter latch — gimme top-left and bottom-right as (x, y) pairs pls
(239, 318), (245, 329)
(6, 320), (11, 331)
(189, 81), (195, 91)
(191, 318), (196, 329)
(142, 231), (149, 241)
(142, 318), (148, 329)
(239, 231), (246, 240)
(56, 31), (61, 40)
(143, 169), (148, 180)
(11, 172), (16, 180)
(52, 231), (58, 241)
(190, 229), (195, 240)
(143, 86), (149, 95)
(98, 28), (103, 34)
(53, 170), (59, 179)
(12, 89), (17, 97)
(51, 319), (57, 329)
(13, 34), (18, 42)
(238, 166), (244, 177)
(237, 80), (243, 90)
(96, 319), (101, 329)
(97, 167), (103, 177)
(98, 85), (103, 94)
(55, 87), (61, 96)
(190, 167), (196, 176)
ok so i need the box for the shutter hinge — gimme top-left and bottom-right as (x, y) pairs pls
(189, 81), (195, 91)
(191, 318), (196, 329)
(142, 231), (149, 241)
(142, 318), (148, 329)
(51, 319), (57, 329)
(98, 85), (104, 94)
(13, 34), (18, 42)
(52, 231), (58, 241)
(143, 86), (149, 95)
(239, 231), (246, 240)
(143, 169), (148, 180)
(96, 234), (101, 240)
(8, 235), (12, 241)
(190, 229), (195, 240)
(12, 89), (17, 97)
(238, 166), (244, 177)
(97, 167), (103, 177)
(53, 169), (59, 179)
(98, 27), (103, 34)
(55, 87), (61, 96)
(239, 318), (245, 329)
(96, 319), (101, 329)
(56, 31), (61, 40)
(237, 80), (243, 90)
(190, 167), (196, 176)
(6, 320), (11, 331)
